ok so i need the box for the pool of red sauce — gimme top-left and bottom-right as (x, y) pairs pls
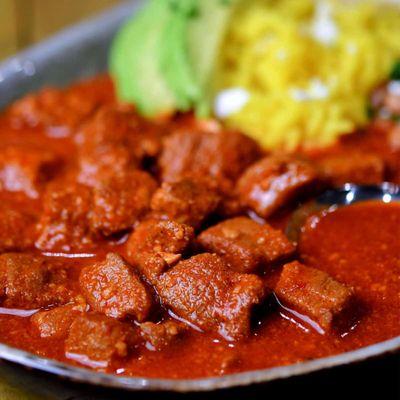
(0, 79), (399, 379)
(0, 198), (398, 379)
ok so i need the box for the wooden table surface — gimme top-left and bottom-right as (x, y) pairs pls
(0, 0), (121, 61)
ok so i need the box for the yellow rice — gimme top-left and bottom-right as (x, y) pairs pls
(216, 0), (400, 150)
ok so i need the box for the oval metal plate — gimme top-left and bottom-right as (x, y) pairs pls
(0, 1), (399, 392)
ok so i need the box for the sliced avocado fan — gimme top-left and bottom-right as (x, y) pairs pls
(109, 0), (238, 117)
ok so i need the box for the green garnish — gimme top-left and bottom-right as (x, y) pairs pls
(390, 60), (400, 81)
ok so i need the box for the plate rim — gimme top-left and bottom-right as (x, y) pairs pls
(0, 336), (398, 392)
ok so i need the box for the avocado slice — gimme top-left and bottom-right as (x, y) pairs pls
(186, 0), (239, 115)
(110, 0), (178, 116)
(159, 5), (201, 111)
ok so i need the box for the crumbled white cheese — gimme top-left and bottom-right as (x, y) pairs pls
(310, 0), (338, 46)
(290, 78), (330, 102)
(214, 88), (250, 118)
(388, 80), (400, 96)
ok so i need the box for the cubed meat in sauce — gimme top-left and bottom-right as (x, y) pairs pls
(35, 181), (94, 252)
(65, 314), (138, 369)
(126, 220), (194, 283)
(31, 303), (86, 339)
(7, 75), (114, 135)
(150, 177), (220, 229)
(156, 253), (267, 340)
(80, 253), (152, 321)
(237, 155), (318, 218)
(198, 217), (295, 273)
(0, 206), (35, 252)
(140, 320), (187, 351)
(76, 105), (163, 185)
(159, 127), (261, 187)
(275, 261), (354, 330)
(90, 170), (157, 236)
(0, 146), (61, 198)
(0, 253), (73, 309)
(316, 152), (384, 186)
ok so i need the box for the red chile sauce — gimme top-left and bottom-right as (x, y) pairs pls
(1, 200), (398, 379)
(0, 76), (398, 379)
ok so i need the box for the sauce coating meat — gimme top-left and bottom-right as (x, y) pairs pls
(0, 145), (61, 198)
(0, 253), (73, 309)
(150, 177), (221, 229)
(198, 217), (295, 273)
(80, 253), (153, 321)
(275, 261), (354, 331)
(237, 155), (318, 218)
(156, 253), (267, 340)
(91, 170), (157, 236)
(0, 75), (398, 379)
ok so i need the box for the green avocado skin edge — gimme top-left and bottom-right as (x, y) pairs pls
(110, 0), (238, 117)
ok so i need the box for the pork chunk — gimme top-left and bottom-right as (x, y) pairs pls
(150, 177), (220, 229)
(275, 261), (354, 330)
(0, 206), (35, 252)
(140, 320), (187, 351)
(237, 155), (317, 218)
(31, 303), (86, 339)
(76, 105), (163, 185)
(0, 253), (73, 308)
(35, 181), (94, 252)
(126, 220), (194, 283)
(90, 170), (157, 236)
(316, 152), (384, 186)
(156, 254), (267, 340)
(198, 217), (295, 273)
(80, 253), (152, 321)
(159, 128), (260, 187)
(65, 314), (138, 369)
(0, 146), (61, 198)
(7, 75), (114, 134)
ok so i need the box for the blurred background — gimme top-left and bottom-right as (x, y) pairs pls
(0, 0), (122, 61)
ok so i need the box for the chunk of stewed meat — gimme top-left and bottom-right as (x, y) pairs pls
(65, 314), (139, 369)
(0, 146), (61, 198)
(7, 75), (114, 134)
(90, 170), (157, 236)
(150, 177), (220, 229)
(0, 253), (73, 309)
(0, 206), (35, 252)
(31, 303), (86, 339)
(159, 127), (261, 187)
(237, 155), (318, 218)
(80, 253), (152, 321)
(140, 320), (187, 351)
(76, 105), (163, 185)
(275, 261), (354, 330)
(35, 181), (94, 252)
(198, 217), (295, 273)
(156, 254), (267, 340)
(126, 220), (194, 283)
(315, 152), (384, 186)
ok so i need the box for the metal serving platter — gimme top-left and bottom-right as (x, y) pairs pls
(0, 0), (399, 392)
